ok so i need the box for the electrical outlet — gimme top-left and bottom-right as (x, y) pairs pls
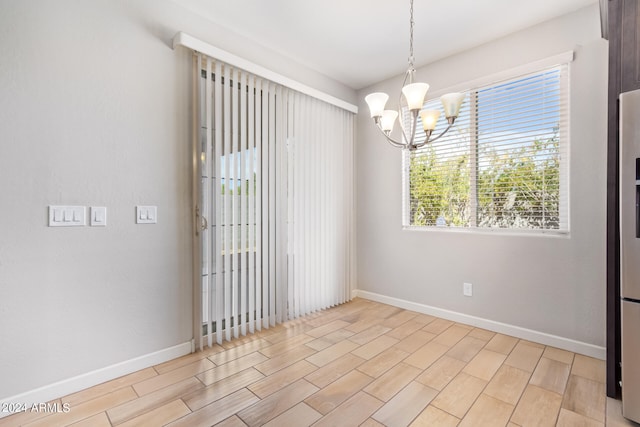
(463, 282), (473, 297)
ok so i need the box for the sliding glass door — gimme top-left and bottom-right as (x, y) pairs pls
(192, 53), (355, 350)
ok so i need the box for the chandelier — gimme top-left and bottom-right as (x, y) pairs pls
(365, 0), (465, 151)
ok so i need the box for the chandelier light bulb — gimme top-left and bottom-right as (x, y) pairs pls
(380, 110), (399, 132)
(402, 83), (430, 111)
(420, 109), (440, 131)
(364, 92), (389, 118)
(441, 92), (465, 118)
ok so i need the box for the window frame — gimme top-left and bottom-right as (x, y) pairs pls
(402, 53), (572, 235)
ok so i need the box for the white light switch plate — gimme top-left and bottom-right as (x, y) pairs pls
(49, 206), (86, 227)
(136, 206), (157, 224)
(90, 207), (107, 226)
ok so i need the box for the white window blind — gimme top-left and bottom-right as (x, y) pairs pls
(406, 64), (569, 232)
(194, 54), (355, 349)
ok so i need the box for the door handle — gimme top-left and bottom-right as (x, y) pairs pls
(195, 206), (208, 236)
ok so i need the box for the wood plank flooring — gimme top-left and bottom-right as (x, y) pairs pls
(0, 298), (633, 427)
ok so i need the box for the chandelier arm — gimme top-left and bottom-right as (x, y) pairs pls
(396, 112), (410, 147)
(408, 110), (419, 149)
(384, 134), (408, 149)
(374, 123), (407, 149)
(414, 122), (455, 149)
(398, 107), (420, 148)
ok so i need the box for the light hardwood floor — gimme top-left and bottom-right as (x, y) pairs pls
(0, 298), (636, 427)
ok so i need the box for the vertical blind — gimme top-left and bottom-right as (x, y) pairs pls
(194, 54), (355, 348)
(406, 64), (569, 231)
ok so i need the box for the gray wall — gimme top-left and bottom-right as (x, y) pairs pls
(0, 0), (355, 399)
(356, 4), (607, 348)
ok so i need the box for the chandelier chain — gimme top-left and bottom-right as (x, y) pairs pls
(408, 0), (414, 68)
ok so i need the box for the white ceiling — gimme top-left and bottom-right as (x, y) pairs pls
(171, 0), (598, 90)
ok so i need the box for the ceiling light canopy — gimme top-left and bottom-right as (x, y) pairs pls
(365, 0), (465, 151)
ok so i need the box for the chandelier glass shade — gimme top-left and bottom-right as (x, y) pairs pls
(365, 0), (465, 151)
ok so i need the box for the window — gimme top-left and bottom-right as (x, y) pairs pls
(405, 64), (569, 232)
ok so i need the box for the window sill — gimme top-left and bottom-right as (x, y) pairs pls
(402, 225), (570, 238)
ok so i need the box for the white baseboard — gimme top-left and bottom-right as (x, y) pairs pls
(354, 290), (605, 360)
(0, 341), (191, 419)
